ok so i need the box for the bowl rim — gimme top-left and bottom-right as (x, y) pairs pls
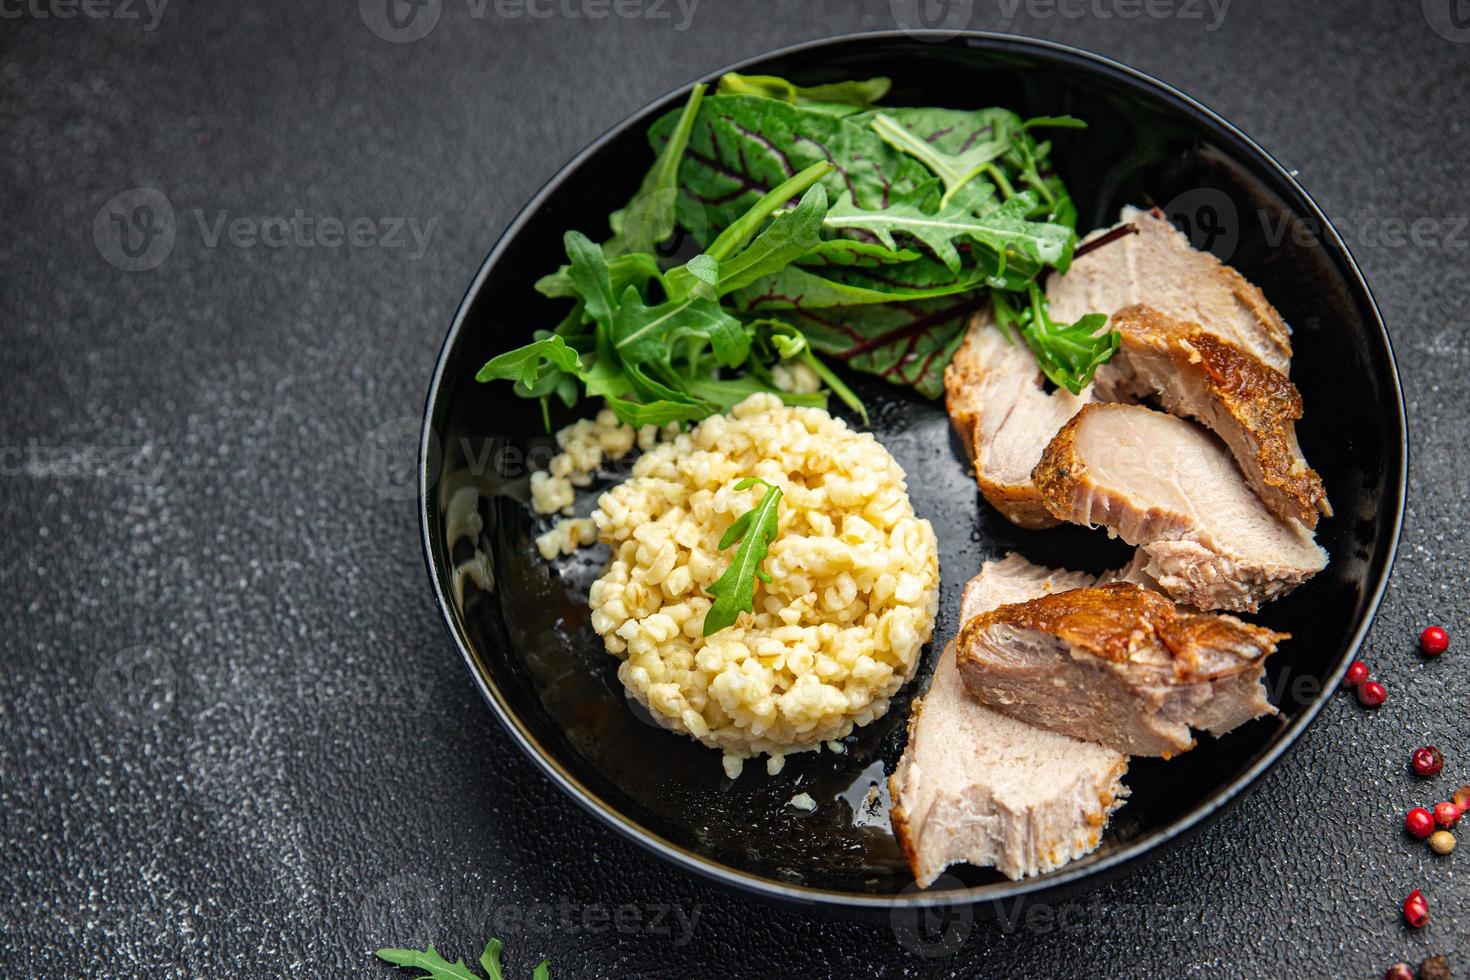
(418, 28), (1407, 911)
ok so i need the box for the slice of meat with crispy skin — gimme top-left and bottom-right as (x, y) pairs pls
(956, 582), (1286, 757)
(1048, 206), (1294, 375)
(1033, 403), (1327, 612)
(889, 555), (1128, 885)
(944, 309), (1092, 528)
(1099, 305), (1330, 528)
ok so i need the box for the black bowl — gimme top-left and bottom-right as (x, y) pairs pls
(418, 31), (1405, 914)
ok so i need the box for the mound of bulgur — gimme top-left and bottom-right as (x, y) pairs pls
(587, 393), (939, 775)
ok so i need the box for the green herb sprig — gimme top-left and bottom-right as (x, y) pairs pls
(376, 938), (548, 980)
(991, 284), (1118, 395)
(702, 477), (783, 636)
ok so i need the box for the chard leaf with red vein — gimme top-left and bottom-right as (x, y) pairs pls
(770, 294), (986, 399)
(645, 94), (934, 243)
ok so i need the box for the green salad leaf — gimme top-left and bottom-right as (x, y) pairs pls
(775, 293), (984, 399)
(868, 112), (1009, 207)
(474, 335), (581, 387)
(607, 82), (707, 256)
(992, 283), (1118, 395)
(476, 70), (1113, 428)
(377, 939), (548, 980)
(716, 71), (892, 112)
(703, 477), (783, 636)
(646, 93), (936, 240)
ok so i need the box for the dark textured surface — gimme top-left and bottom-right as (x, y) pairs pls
(1, 1), (1466, 977)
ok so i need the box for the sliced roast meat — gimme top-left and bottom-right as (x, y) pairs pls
(944, 308), (1092, 528)
(1048, 206), (1293, 375)
(956, 582), (1285, 757)
(1100, 305), (1330, 528)
(890, 555), (1128, 885)
(1033, 403), (1327, 612)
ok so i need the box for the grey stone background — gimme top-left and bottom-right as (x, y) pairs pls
(2, 0), (1468, 976)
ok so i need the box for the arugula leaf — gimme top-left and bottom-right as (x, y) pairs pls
(376, 946), (481, 980)
(378, 938), (549, 980)
(612, 285), (749, 367)
(603, 396), (711, 427)
(823, 188), (1071, 276)
(702, 161), (834, 262)
(565, 231), (619, 327)
(703, 477), (783, 636)
(992, 283), (1118, 394)
(474, 335), (582, 386)
(537, 250), (664, 308)
(716, 183), (828, 294)
(480, 940), (505, 980)
(608, 82), (707, 256)
(716, 71), (891, 112)
(868, 112), (1009, 207)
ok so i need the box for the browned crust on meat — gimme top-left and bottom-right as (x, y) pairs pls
(943, 318), (1061, 529)
(1219, 263), (1294, 368)
(974, 477), (1059, 529)
(888, 694), (925, 878)
(1031, 405), (1092, 511)
(1134, 207), (1294, 370)
(942, 330), (983, 461)
(959, 582), (1288, 680)
(1112, 305), (1329, 527)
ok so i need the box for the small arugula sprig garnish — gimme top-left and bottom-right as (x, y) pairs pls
(991, 283), (1118, 395)
(376, 938), (547, 980)
(702, 477), (783, 636)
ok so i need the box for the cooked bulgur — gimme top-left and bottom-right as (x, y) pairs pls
(587, 393), (939, 771)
